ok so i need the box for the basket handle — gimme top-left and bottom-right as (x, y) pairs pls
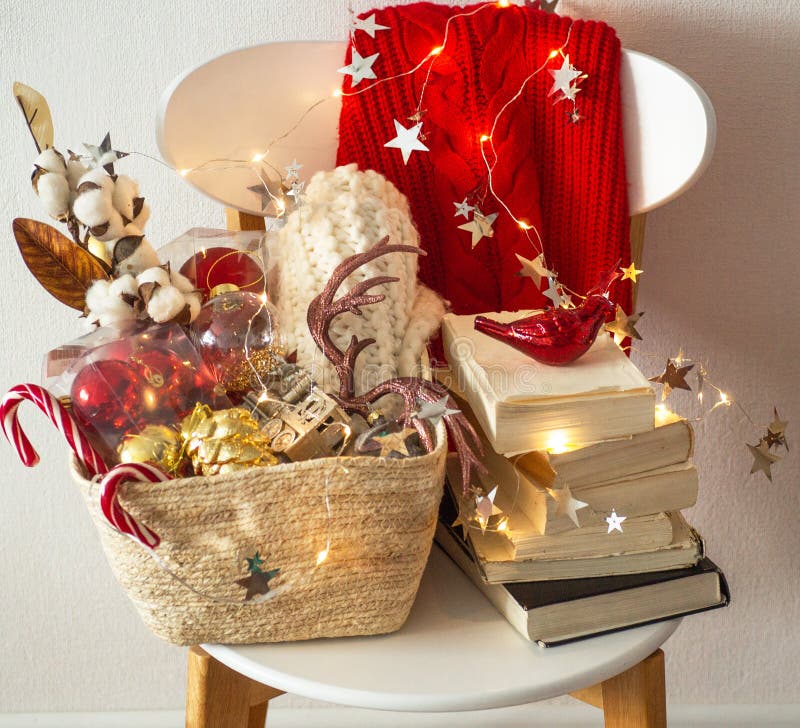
(99, 462), (172, 549)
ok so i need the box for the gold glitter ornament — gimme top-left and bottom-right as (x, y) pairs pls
(180, 403), (279, 476)
(117, 424), (184, 474)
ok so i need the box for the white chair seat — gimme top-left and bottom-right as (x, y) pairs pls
(204, 546), (679, 712)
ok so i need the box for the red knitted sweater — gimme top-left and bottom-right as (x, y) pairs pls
(336, 2), (631, 315)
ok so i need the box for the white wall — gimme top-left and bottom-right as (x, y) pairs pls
(0, 0), (797, 713)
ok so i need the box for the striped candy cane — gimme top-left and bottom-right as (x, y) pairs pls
(1, 383), (108, 477)
(99, 462), (172, 549)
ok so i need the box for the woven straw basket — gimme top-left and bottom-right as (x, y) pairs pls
(71, 425), (446, 645)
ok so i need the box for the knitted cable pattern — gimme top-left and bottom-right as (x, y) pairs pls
(336, 2), (632, 316)
(273, 164), (445, 394)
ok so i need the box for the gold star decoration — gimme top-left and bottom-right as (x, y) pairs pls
(765, 407), (789, 451)
(620, 262), (644, 283)
(368, 427), (416, 457)
(650, 359), (694, 399)
(550, 486), (589, 528)
(452, 511), (471, 540)
(516, 252), (555, 288)
(747, 439), (780, 482)
(459, 210), (498, 248)
(605, 305), (644, 343)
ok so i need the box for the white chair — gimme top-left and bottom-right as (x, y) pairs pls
(158, 39), (716, 728)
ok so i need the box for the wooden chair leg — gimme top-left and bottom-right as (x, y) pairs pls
(570, 649), (667, 728)
(186, 646), (284, 728)
(601, 649), (666, 728)
(247, 701), (269, 728)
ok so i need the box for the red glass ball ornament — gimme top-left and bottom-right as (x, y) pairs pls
(70, 359), (145, 440)
(130, 347), (199, 421)
(474, 294), (617, 366)
(189, 290), (282, 402)
(179, 246), (265, 301)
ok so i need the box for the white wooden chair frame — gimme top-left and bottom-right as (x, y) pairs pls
(157, 38), (716, 728)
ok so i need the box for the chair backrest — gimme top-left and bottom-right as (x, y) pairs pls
(157, 41), (715, 218)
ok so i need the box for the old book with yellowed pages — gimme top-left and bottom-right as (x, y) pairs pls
(441, 311), (655, 454)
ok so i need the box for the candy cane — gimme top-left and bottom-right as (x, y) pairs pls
(99, 462), (172, 549)
(1, 383), (108, 477)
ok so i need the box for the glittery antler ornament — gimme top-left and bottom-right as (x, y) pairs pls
(307, 237), (485, 491)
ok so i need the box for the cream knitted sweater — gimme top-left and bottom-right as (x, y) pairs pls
(273, 165), (445, 395)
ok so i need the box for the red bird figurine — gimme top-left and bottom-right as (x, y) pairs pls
(474, 294), (617, 366)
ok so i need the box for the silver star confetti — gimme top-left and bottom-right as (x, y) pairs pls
(338, 48), (380, 86)
(248, 173), (287, 212)
(284, 158), (303, 179)
(548, 55), (583, 101)
(567, 109), (582, 124)
(543, 276), (563, 308)
(414, 396), (460, 427)
(453, 198), (474, 219)
(352, 13), (390, 37)
(83, 132), (127, 175)
(384, 120), (430, 164)
(475, 486), (502, 532)
(550, 486), (589, 528)
(287, 180), (305, 205)
(605, 509), (627, 533)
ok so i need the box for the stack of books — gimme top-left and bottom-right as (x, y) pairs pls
(436, 311), (729, 647)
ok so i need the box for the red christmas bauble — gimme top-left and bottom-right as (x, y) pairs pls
(179, 246), (264, 301)
(130, 347), (199, 421)
(70, 359), (145, 440)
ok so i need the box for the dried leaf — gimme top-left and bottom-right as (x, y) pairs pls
(12, 218), (110, 310)
(13, 82), (54, 153)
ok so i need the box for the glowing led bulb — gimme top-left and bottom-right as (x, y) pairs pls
(498, 0), (511, 6)
(431, 45), (444, 56)
(546, 429), (570, 454)
(548, 49), (560, 59)
(518, 221), (532, 230)
(332, 88), (342, 98)
(655, 404), (671, 424)
(316, 548), (329, 565)
(251, 152), (265, 163)
(178, 168), (190, 177)
(496, 518), (509, 532)
(480, 134), (491, 142)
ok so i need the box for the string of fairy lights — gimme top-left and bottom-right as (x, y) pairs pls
(120, 0), (788, 545)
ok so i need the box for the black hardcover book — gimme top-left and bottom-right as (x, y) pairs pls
(436, 485), (730, 646)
